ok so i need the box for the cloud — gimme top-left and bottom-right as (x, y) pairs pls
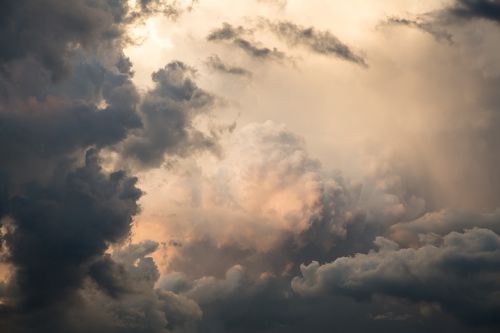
(122, 61), (219, 168)
(207, 20), (366, 65)
(263, 20), (367, 66)
(233, 38), (286, 60)
(207, 23), (286, 61)
(381, 17), (454, 43)
(1, 148), (142, 310)
(67, 240), (202, 333)
(0, 60), (142, 178)
(3, 1), (500, 332)
(447, 0), (500, 23)
(382, 0), (500, 44)
(0, 1), (218, 331)
(141, 121), (369, 280)
(205, 55), (252, 77)
(207, 23), (247, 42)
(292, 228), (500, 326)
(0, 0), (191, 82)
(389, 209), (500, 247)
(93, 240), (202, 333)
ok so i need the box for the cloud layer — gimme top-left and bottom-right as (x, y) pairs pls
(2, 0), (500, 332)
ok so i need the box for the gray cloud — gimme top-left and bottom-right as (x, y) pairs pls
(233, 38), (286, 60)
(1, 148), (142, 314)
(0, 1), (218, 332)
(207, 23), (286, 61)
(263, 20), (367, 66)
(122, 61), (219, 168)
(382, 17), (454, 43)
(292, 228), (500, 327)
(382, 0), (500, 45)
(448, 0), (500, 23)
(158, 263), (476, 333)
(2, 1), (500, 332)
(389, 209), (500, 247)
(207, 23), (247, 42)
(205, 55), (252, 77)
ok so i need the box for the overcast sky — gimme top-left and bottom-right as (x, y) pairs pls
(1, 1), (500, 332)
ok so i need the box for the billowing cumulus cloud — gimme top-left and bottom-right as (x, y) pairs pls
(389, 209), (500, 247)
(0, 0), (218, 332)
(137, 121), (366, 278)
(292, 228), (500, 326)
(122, 61), (218, 168)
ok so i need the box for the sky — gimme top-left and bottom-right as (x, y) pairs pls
(1, 0), (500, 332)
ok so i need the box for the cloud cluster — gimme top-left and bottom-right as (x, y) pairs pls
(137, 117), (500, 331)
(292, 228), (500, 326)
(0, 1), (217, 332)
(2, 0), (500, 332)
(143, 121), (363, 278)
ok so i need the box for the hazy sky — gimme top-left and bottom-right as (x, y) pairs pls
(1, 1), (500, 332)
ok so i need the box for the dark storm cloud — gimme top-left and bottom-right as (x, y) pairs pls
(263, 20), (367, 66)
(159, 264), (476, 333)
(206, 55), (251, 77)
(8, 240), (204, 333)
(122, 61), (219, 168)
(2, 1), (500, 333)
(0, 1), (216, 332)
(207, 23), (286, 61)
(0, 65), (141, 163)
(91, 240), (202, 333)
(0, 0), (196, 83)
(448, 0), (500, 22)
(0, 0), (120, 81)
(383, 0), (500, 44)
(292, 228), (500, 327)
(1, 148), (141, 311)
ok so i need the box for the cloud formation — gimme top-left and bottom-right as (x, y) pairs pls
(382, 17), (453, 43)
(122, 61), (218, 168)
(205, 55), (252, 77)
(207, 23), (286, 61)
(2, 0), (500, 332)
(264, 20), (367, 66)
(448, 0), (500, 22)
(0, 1), (218, 332)
(292, 228), (500, 326)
